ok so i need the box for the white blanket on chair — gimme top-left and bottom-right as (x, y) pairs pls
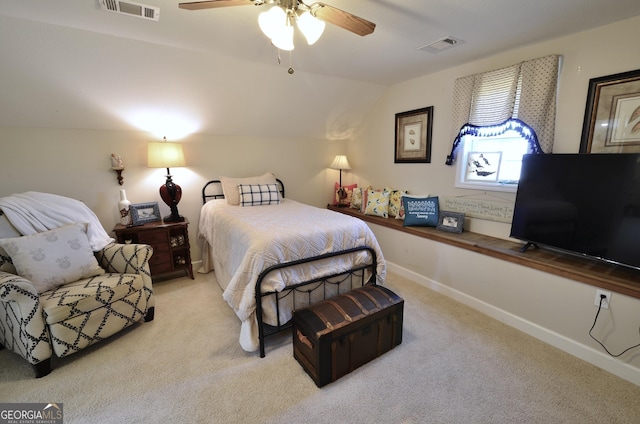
(0, 192), (114, 251)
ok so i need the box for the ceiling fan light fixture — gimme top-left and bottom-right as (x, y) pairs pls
(259, 6), (295, 51)
(271, 23), (294, 51)
(297, 11), (325, 45)
(258, 6), (286, 40)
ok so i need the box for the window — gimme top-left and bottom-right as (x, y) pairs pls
(455, 121), (536, 193)
(446, 55), (561, 192)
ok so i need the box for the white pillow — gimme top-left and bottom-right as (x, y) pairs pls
(238, 184), (281, 206)
(220, 172), (277, 206)
(0, 223), (105, 293)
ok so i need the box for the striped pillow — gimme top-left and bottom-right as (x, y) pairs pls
(238, 184), (281, 206)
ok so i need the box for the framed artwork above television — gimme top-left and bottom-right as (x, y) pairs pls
(580, 68), (640, 153)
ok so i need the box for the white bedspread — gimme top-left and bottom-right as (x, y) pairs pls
(198, 198), (386, 352)
(0, 191), (114, 251)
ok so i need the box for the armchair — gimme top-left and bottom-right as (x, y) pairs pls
(0, 239), (154, 378)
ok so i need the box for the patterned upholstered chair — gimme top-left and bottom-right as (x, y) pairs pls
(0, 223), (155, 378)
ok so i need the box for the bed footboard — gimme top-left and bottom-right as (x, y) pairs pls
(255, 246), (378, 358)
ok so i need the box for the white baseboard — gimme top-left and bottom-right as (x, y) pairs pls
(386, 261), (640, 387)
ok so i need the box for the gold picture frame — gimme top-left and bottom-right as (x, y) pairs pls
(580, 68), (640, 153)
(395, 106), (433, 163)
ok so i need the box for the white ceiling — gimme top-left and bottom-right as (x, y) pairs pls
(1, 0), (640, 139)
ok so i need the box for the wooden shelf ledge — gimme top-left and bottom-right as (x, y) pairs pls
(327, 205), (640, 300)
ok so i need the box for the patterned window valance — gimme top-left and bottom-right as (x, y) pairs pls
(446, 54), (561, 165)
(446, 118), (543, 166)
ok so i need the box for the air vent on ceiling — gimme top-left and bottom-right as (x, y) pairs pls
(99, 0), (160, 21)
(418, 36), (464, 53)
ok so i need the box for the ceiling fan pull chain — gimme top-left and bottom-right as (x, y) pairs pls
(288, 50), (294, 74)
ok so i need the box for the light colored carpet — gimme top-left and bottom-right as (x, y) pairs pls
(2, 271), (640, 423)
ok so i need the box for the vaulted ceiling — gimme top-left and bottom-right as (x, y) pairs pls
(1, 0), (639, 140)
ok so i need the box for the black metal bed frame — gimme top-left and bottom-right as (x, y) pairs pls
(254, 246), (377, 357)
(202, 178), (285, 203)
(201, 179), (378, 357)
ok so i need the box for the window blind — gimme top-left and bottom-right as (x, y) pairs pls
(446, 55), (560, 165)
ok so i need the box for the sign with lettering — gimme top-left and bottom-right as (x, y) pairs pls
(442, 197), (514, 223)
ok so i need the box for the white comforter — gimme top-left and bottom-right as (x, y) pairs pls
(198, 198), (386, 352)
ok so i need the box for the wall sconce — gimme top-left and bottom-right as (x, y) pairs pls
(110, 154), (125, 185)
(147, 138), (186, 222)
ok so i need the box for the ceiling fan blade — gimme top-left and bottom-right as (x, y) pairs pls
(309, 2), (376, 36)
(178, 0), (253, 10)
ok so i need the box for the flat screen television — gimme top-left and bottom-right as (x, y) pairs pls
(510, 153), (640, 271)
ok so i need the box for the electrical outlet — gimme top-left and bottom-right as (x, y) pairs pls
(594, 289), (612, 309)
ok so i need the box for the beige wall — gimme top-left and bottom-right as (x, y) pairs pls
(351, 15), (640, 384)
(0, 128), (347, 261)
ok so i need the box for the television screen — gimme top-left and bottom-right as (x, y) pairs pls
(510, 153), (640, 270)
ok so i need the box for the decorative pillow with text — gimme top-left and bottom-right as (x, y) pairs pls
(402, 196), (439, 227)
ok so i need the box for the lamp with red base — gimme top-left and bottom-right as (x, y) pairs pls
(147, 138), (186, 223)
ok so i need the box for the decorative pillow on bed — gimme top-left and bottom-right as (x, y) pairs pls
(364, 189), (390, 218)
(238, 184), (281, 206)
(402, 196), (439, 227)
(220, 172), (277, 206)
(0, 223), (105, 293)
(333, 182), (357, 207)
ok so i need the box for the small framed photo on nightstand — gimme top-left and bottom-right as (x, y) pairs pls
(130, 202), (161, 225)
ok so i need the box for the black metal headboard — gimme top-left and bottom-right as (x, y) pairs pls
(202, 178), (285, 204)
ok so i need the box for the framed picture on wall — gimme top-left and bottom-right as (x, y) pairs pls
(580, 68), (640, 153)
(395, 106), (433, 163)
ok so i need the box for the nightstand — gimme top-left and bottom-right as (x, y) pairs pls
(113, 219), (194, 280)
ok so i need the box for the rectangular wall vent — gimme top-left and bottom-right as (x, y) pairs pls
(418, 36), (464, 53)
(99, 0), (160, 21)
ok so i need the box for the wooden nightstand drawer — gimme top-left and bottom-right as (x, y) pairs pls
(149, 243), (170, 257)
(138, 231), (170, 245)
(113, 219), (194, 280)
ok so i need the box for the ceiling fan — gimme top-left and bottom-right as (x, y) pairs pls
(178, 1), (376, 46)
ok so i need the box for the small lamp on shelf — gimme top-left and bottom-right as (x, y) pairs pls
(329, 155), (352, 207)
(147, 138), (186, 222)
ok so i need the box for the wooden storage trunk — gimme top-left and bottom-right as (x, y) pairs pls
(293, 284), (404, 387)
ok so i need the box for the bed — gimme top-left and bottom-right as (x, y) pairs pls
(198, 177), (386, 356)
